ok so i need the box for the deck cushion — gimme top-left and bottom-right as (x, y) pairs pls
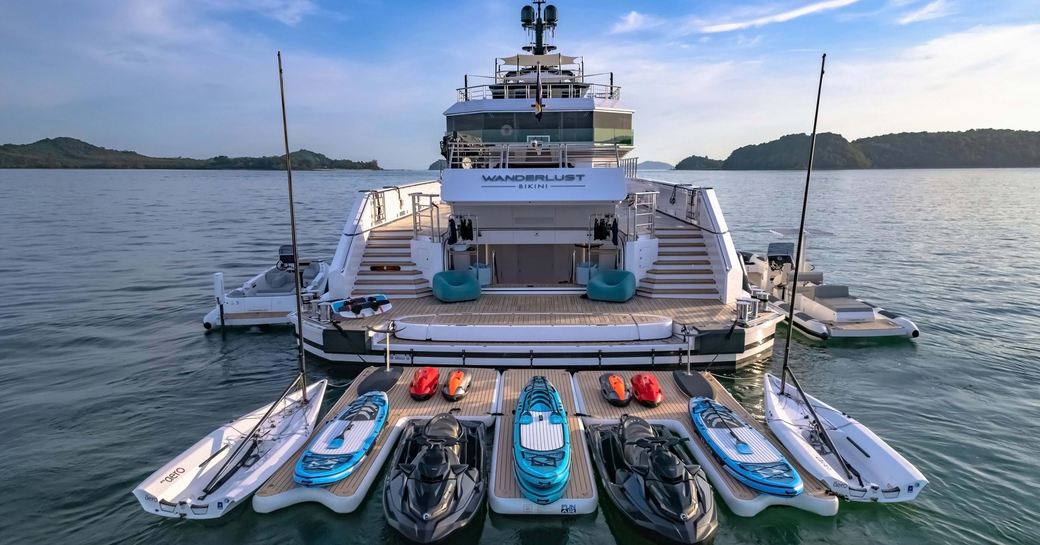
(586, 269), (636, 303)
(432, 270), (481, 303)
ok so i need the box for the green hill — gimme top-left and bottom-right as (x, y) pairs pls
(0, 137), (380, 170)
(674, 155), (723, 170)
(638, 160), (674, 170)
(852, 129), (1040, 168)
(723, 133), (870, 170)
(676, 129), (1040, 170)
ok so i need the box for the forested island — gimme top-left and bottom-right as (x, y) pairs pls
(0, 137), (380, 170)
(676, 129), (1040, 170)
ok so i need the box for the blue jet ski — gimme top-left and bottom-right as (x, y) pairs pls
(689, 397), (803, 496)
(512, 376), (570, 504)
(294, 391), (389, 486)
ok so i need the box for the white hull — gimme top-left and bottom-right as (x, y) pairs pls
(204, 261), (328, 330)
(763, 374), (927, 502)
(133, 380), (327, 519)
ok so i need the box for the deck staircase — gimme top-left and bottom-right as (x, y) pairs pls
(351, 229), (432, 298)
(637, 225), (720, 299)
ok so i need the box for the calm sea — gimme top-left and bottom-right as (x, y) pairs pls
(0, 168), (1037, 545)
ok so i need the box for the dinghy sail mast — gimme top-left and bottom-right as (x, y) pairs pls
(776, 54), (860, 485)
(278, 50), (310, 398)
(197, 52), (316, 498)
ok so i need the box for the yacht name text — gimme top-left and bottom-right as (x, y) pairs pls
(481, 174), (586, 182)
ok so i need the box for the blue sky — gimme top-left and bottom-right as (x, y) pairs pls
(1, 0), (1038, 168)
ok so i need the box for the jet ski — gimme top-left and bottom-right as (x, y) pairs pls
(442, 369), (472, 402)
(513, 376), (570, 504)
(587, 416), (718, 544)
(632, 373), (663, 407)
(410, 367), (440, 401)
(383, 413), (488, 543)
(599, 373), (632, 407)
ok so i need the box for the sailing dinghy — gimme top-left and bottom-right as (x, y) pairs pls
(133, 377), (327, 519)
(763, 374), (927, 502)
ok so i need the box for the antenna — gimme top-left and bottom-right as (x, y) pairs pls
(521, 1), (557, 55)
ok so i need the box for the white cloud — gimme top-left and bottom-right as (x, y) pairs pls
(574, 23), (1040, 163)
(204, 0), (318, 25)
(693, 0), (860, 33)
(610, 11), (664, 34)
(897, 0), (954, 25)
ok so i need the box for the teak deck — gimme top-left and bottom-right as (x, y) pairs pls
(253, 366), (499, 513)
(330, 294), (737, 332)
(489, 368), (597, 515)
(572, 370), (839, 517)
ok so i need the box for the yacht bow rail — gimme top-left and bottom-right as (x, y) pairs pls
(445, 142), (628, 169)
(457, 82), (620, 101)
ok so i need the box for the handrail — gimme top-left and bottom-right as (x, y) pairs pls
(445, 142), (627, 169)
(456, 82), (620, 101)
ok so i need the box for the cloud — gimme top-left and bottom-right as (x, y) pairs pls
(694, 0), (860, 33)
(897, 0), (954, 25)
(574, 23), (1040, 163)
(204, 0), (318, 25)
(610, 11), (664, 34)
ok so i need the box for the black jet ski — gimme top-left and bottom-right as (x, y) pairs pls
(383, 413), (488, 543)
(587, 416), (718, 544)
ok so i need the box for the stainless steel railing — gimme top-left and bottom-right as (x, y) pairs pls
(456, 82), (620, 101)
(445, 142), (629, 169)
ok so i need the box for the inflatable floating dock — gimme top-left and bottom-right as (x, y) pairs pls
(253, 366), (499, 513)
(489, 369), (598, 515)
(572, 370), (838, 517)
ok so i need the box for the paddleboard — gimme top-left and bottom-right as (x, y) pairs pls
(689, 397), (803, 497)
(331, 295), (392, 319)
(513, 376), (570, 504)
(294, 391), (389, 486)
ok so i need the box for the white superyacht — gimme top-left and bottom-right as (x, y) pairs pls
(284, 3), (784, 369)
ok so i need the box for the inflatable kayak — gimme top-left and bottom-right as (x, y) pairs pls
(383, 413), (488, 543)
(763, 374), (927, 502)
(330, 295), (392, 319)
(133, 379), (327, 519)
(587, 416), (718, 544)
(689, 397), (803, 496)
(513, 376), (570, 504)
(294, 391), (389, 486)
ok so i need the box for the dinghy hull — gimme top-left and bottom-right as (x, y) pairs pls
(133, 380), (327, 519)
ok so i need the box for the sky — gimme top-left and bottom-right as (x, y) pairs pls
(1, 0), (1038, 168)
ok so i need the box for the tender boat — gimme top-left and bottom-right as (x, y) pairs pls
(587, 416), (718, 544)
(283, 1), (785, 370)
(133, 378), (327, 519)
(513, 375), (570, 504)
(203, 244), (328, 329)
(742, 240), (919, 340)
(763, 374), (928, 502)
(383, 413), (488, 543)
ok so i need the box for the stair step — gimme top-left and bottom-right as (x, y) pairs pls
(652, 260), (711, 267)
(646, 268), (713, 275)
(658, 251), (709, 257)
(637, 287), (719, 295)
(640, 277), (716, 285)
(365, 242), (410, 248)
(355, 278), (429, 286)
(352, 288), (433, 297)
(360, 261), (418, 267)
(357, 269), (422, 276)
(368, 232), (414, 240)
(363, 251), (412, 258)
(658, 241), (706, 247)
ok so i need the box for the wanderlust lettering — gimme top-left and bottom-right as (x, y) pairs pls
(481, 174), (586, 182)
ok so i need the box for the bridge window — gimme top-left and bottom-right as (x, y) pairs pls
(447, 111), (631, 145)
